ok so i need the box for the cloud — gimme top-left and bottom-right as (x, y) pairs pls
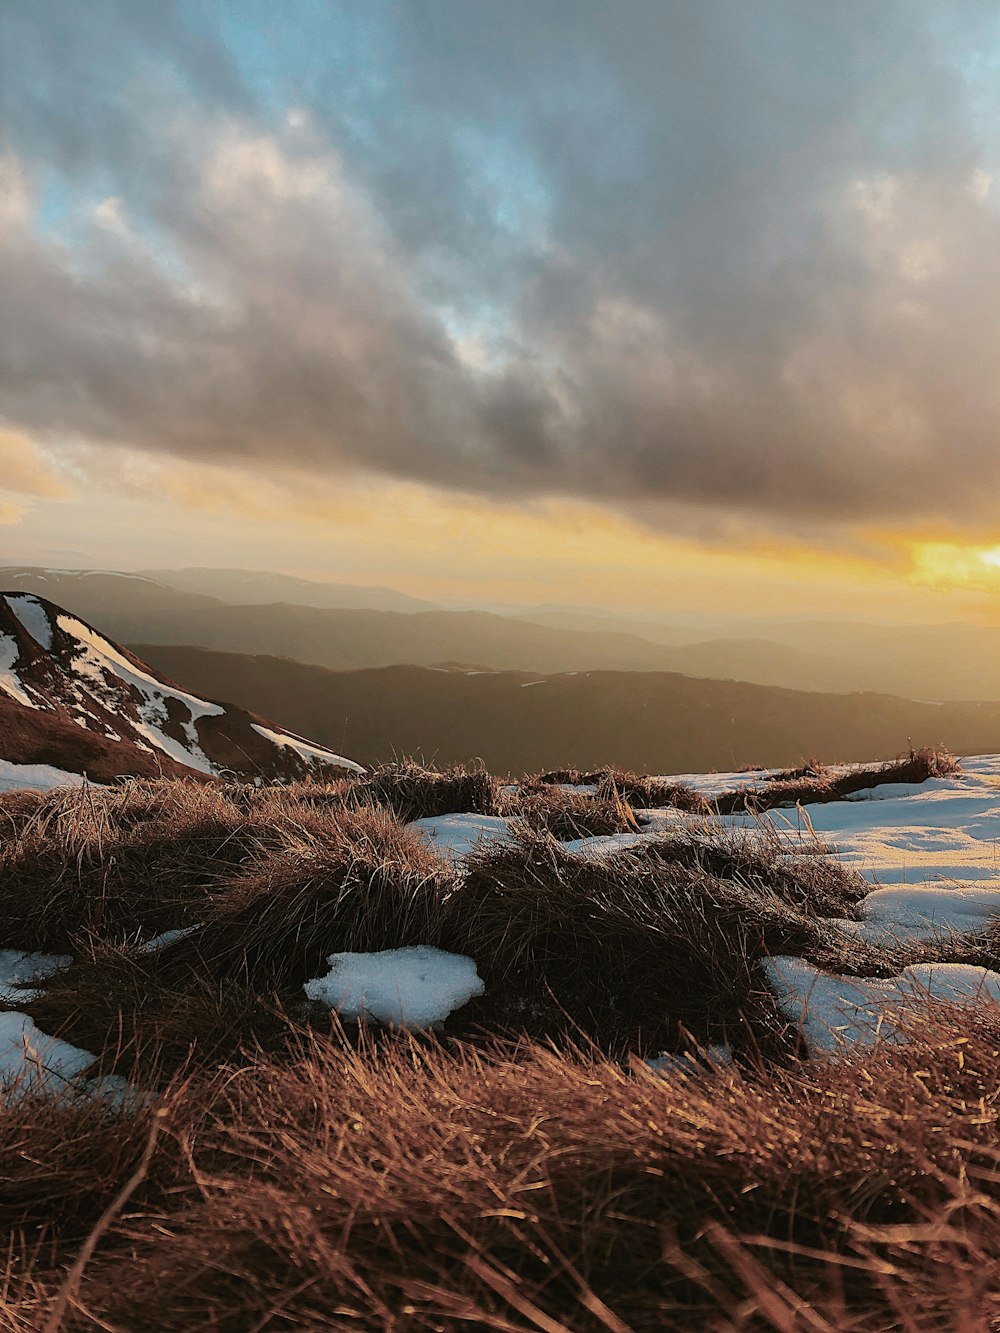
(3, 1), (1000, 543)
(0, 427), (72, 524)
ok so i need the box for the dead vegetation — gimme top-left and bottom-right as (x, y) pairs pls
(3, 1012), (999, 1331)
(714, 746), (960, 813)
(0, 746), (994, 1330)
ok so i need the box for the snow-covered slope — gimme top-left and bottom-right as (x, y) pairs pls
(0, 592), (363, 785)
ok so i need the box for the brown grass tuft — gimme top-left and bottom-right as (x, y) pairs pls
(349, 760), (505, 821)
(158, 803), (452, 989)
(715, 747), (960, 814)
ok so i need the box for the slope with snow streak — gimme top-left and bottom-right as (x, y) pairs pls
(250, 722), (362, 776)
(0, 593), (364, 784)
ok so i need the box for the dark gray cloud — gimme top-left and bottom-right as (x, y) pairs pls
(3, 0), (1000, 536)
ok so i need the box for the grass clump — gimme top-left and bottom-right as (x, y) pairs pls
(159, 804), (451, 990)
(715, 746), (960, 814)
(349, 760), (504, 821)
(631, 818), (870, 919)
(439, 826), (807, 1055)
(0, 781), (300, 951)
(507, 784), (640, 840)
(594, 767), (709, 811)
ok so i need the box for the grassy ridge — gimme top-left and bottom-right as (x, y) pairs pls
(1, 751), (998, 1328)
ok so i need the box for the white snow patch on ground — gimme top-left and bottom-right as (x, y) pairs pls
(138, 925), (202, 954)
(0, 1011), (95, 1093)
(409, 813), (516, 860)
(700, 756), (1000, 945)
(0, 951), (71, 1006)
(6, 593), (53, 650)
(561, 830), (660, 858)
(766, 955), (1000, 1052)
(56, 611), (224, 772)
(249, 723), (364, 774)
(0, 759), (87, 792)
(305, 946), (485, 1028)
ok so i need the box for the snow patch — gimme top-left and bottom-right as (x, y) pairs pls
(0, 1011), (96, 1094)
(765, 955), (1000, 1053)
(250, 722), (364, 774)
(6, 593), (53, 650)
(0, 950), (71, 1006)
(305, 946), (485, 1028)
(409, 813), (516, 860)
(0, 632), (36, 708)
(0, 759), (86, 792)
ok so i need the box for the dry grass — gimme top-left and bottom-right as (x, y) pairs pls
(3, 1012), (997, 1331)
(159, 802), (450, 989)
(349, 759), (505, 821)
(0, 748), (997, 1329)
(714, 746), (960, 814)
(507, 785), (641, 840)
(438, 826), (809, 1055)
(594, 767), (709, 811)
(0, 780), (326, 951)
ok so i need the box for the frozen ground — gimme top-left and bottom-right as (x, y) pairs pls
(1, 754), (999, 1073)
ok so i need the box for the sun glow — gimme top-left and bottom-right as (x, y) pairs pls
(911, 541), (1000, 590)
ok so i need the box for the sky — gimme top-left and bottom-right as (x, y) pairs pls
(2, 0), (1000, 622)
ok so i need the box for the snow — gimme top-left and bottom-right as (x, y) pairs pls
(0, 759), (86, 792)
(6, 593), (53, 650)
(561, 830), (660, 858)
(766, 955), (1000, 1052)
(409, 813), (517, 860)
(712, 757), (1000, 945)
(305, 946), (485, 1028)
(0, 1011), (96, 1093)
(0, 950), (71, 1005)
(138, 925), (202, 953)
(0, 631), (36, 708)
(56, 610), (224, 773)
(249, 722), (364, 774)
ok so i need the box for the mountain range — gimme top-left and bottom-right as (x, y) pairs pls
(132, 644), (1000, 775)
(2, 567), (998, 701)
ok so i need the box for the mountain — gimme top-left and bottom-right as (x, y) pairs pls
(2, 567), (997, 700)
(142, 567), (440, 612)
(0, 594), (363, 784)
(0, 567), (222, 618)
(131, 643), (1000, 775)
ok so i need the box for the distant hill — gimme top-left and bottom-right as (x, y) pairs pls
(3, 567), (997, 700)
(131, 643), (1000, 775)
(142, 566), (440, 613)
(0, 594), (363, 783)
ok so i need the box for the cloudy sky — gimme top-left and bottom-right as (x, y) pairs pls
(3, 0), (1000, 619)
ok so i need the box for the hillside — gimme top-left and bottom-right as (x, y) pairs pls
(0, 594), (362, 783)
(132, 643), (1000, 774)
(0, 751), (998, 1328)
(142, 565), (440, 612)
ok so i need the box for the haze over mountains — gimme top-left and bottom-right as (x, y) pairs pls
(132, 644), (1000, 775)
(1, 567), (998, 704)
